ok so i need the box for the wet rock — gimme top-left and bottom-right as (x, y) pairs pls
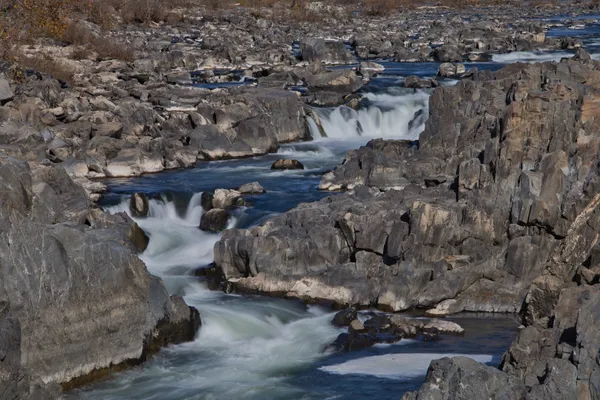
(561, 37), (583, 50)
(201, 192), (214, 211)
(389, 315), (420, 337)
(358, 61), (385, 79)
(306, 70), (362, 94)
(129, 222), (149, 253)
(423, 319), (465, 335)
(200, 208), (230, 233)
(349, 319), (364, 332)
(129, 192), (149, 217)
(238, 182), (265, 194)
(271, 159), (304, 170)
(404, 75), (437, 89)
(212, 189), (242, 209)
(331, 309), (357, 327)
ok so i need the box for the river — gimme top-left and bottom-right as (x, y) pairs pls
(71, 17), (600, 400)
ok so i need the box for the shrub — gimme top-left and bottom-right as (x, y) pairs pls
(17, 53), (75, 83)
(90, 37), (134, 61)
(71, 46), (92, 60)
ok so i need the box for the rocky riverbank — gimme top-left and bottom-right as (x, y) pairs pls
(1, 0), (600, 398)
(0, 155), (200, 397)
(213, 53), (600, 397)
(0, 0), (595, 196)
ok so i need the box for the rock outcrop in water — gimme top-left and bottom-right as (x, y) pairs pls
(330, 312), (464, 351)
(0, 156), (200, 393)
(214, 57), (600, 313)
(215, 55), (600, 399)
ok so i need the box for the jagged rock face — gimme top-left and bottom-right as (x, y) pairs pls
(499, 285), (600, 399)
(0, 306), (62, 400)
(402, 357), (527, 400)
(0, 155), (199, 391)
(404, 285), (600, 399)
(214, 59), (600, 319)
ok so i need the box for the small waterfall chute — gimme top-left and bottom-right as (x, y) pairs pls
(307, 90), (430, 141)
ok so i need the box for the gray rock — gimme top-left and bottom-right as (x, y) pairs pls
(201, 191), (214, 211)
(404, 75), (437, 89)
(215, 60), (600, 324)
(432, 44), (463, 62)
(93, 122), (123, 138)
(331, 309), (357, 327)
(357, 61), (385, 79)
(271, 159), (304, 170)
(238, 182), (265, 194)
(402, 357), (526, 400)
(200, 208), (230, 233)
(305, 70), (362, 94)
(130, 192), (150, 217)
(0, 156), (200, 388)
(166, 71), (193, 85)
(0, 75), (14, 103)
(300, 38), (356, 65)
(212, 189), (242, 209)
(573, 47), (592, 61)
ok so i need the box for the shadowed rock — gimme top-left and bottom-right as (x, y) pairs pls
(271, 159), (304, 170)
(200, 208), (230, 233)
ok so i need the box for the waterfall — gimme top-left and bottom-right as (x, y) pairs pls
(307, 91), (430, 140)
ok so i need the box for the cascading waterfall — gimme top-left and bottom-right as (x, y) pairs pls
(88, 194), (342, 400)
(307, 91), (430, 140)
(78, 88), (517, 400)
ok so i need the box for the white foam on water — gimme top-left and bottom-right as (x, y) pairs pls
(95, 193), (343, 399)
(277, 143), (336, 161)
(105, 193), (220, 276)
(319, 353), (494, 380)
(373, 339), (418, 348)
(491, 51), (573, 63)
(308, 91), (430, 141)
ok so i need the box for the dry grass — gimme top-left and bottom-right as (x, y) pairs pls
(16, 54), (75, 83)
(89, 37), (134, 61)
(71, 46), (92, 60)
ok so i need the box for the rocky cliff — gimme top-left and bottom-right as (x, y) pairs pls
(0, 155), (200, 396)
(214, 56), (600, 398)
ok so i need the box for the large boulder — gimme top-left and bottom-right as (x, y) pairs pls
(238, 182), (265, 194)
(0, 156), (200, 390)
(402, 357), (527, 400)
(300, 38), (356, 65)
(305, 70), (363, 94)
(200, 208), (230, 233)
(271, 159), (305, 170)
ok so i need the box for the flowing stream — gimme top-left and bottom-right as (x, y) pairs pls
(71, 28), (600, 398)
